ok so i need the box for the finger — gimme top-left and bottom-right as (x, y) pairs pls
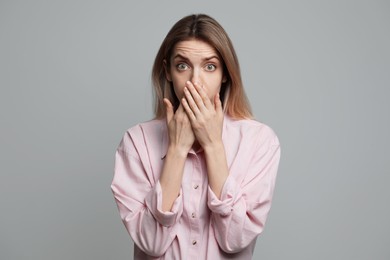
(174, 103), (188, 121)
(184, 85), (202, 115)
(181, 97), (196, 122)
(193, 81), (213, 109)
(214, 93), (223, 114)
(186, 81), (207, 111)
(163, 98), (174, 123)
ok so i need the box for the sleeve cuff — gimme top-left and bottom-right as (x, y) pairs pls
(144, 181), (183, 227)
(207, 175), (240, 216)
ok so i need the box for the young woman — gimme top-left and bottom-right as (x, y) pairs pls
(111, 14), (281, 260)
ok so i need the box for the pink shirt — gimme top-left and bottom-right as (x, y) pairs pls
(111, 115), (281, 259)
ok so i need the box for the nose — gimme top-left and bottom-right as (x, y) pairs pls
(190, 68), (201, 84)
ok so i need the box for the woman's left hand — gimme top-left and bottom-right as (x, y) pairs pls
(181, 81), (224, 150)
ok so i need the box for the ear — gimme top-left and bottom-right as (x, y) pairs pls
(222, 74), (227, 83)
(163, 59), (172, 82)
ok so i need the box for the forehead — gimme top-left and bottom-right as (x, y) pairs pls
(172, 39), (219, 58)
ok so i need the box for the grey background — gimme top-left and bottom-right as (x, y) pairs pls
(1, 0), (389, 259)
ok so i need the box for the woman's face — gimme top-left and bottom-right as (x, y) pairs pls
(166, 39), (226, 103)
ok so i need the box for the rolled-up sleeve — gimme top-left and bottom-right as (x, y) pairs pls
(144, 181), (183, 227)
(207, 133), (281, 253)
(111, 133), (183, 257)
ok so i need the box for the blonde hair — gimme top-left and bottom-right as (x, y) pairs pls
(152, 14), (252, 119)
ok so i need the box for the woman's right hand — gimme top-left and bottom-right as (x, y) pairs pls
(164, 98), (195, 156)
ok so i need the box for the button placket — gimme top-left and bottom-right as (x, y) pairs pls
(191, 157), (201, 221)
(188, 154), (202, 255)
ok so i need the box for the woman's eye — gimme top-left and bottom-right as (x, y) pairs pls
(205, 64), (216, 71)
(176, 63), (189, 71)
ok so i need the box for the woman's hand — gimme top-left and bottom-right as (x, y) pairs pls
(181, 81), (224, 150)
(181, 80), (228, 198)
(164, 98), (195, 156)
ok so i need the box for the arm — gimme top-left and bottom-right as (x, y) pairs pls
(111, 136), (183, 257)
(181, 81), (281, 253)
(208, 134), (281, 253)
(181, 81), (227, 198)
(159, 99), (195, 211)
(203, 141), (229, 198)
(159, 145), (187, 211)
(111, 101), (194, 256)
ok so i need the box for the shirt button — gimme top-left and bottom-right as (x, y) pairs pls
(193, 184), (199, 189)
(191, 212), (196, 218)
(192, 240), (197, 245)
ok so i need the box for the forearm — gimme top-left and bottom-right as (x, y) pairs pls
(204, 141), (229, 199)
(159, 145), (188, 211)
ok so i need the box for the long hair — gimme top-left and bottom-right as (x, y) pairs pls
(152, 14), (252, 119)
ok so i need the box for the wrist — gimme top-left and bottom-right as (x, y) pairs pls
(167, 144), (190, 159)
(203, 140), (225, 155)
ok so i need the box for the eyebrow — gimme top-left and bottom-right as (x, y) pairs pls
(172, 54), (220, 62)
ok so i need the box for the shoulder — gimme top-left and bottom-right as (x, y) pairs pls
(224, 115), (280, 147)
(118, 119), (165, 151)
(126, 119), (165, 136)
